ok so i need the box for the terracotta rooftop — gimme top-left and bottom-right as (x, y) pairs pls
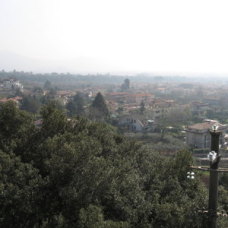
(56, 91), (74, 96)
(107, 93), (153, 97)
(128, 93), (153, 97)
(187, 121), (226, 131)
(191, 101), (209, 106)
(0, 96), (22, 103)
(108, 92), (129, 96)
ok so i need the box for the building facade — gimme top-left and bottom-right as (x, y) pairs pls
(186, 120), (227, 149)
(118, 115), (145, 132)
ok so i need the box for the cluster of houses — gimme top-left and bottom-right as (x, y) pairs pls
(0, 79), (24, 105)
(105, 92), (154, 104)
(0, 78), (227, 151)
(0, 78), (23, 91)
(104, 92), (187, 134)
(105, 92), (177, 118)
(105, 91), (228, 150)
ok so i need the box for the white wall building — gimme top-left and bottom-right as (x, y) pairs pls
(2, 79), (23, 91)
(118, 115), (145, 132)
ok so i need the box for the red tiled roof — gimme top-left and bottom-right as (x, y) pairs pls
(107, 92), (129, 96)
(0, 96), (22, 103)
(187, 121), (225, 131)
(56, 91), (74, 96)
(128, 93), (153, 97)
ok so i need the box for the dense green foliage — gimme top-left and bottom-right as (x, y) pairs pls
(0, 102), (211, 227)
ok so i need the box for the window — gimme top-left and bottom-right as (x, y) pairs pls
(204, 135), (207, 148)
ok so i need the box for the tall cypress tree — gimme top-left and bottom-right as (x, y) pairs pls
(140, 100), (145, 114)
(90, 92), (109, 120)
(44, 80), (52, 90)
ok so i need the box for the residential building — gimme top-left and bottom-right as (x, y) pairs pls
(105, 92), (129, 103)
(118, 115), (156, 132)
(186, 120), (227, 149)
(125, 93), (154, 104)
(106, 92), (154, 104)
(1, 79), (23, 91)
(118, 115), (145, 132)
(191, 101), (210, 116)
(149, 98), (176, 120)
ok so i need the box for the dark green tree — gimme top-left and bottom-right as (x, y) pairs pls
(40, 101), (69, 138)
(21, 95), (41, 114)
(121, 78), (130, 91)
(90, 92), (109, 121)
(78, 205), (130, 228)
(33, 86), (44, 95)
(43, 80), (52, 90)
(66, 93), (84, 117)
(140, 100), (145, 114)
(0, 150), (44, 227)
(0, 101), (35, 155)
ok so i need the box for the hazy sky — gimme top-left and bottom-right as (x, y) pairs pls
(1, 0), (228, 74)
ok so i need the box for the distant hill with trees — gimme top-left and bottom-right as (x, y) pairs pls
(0, 70), (213, 90)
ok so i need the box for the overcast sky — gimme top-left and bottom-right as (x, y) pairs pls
(1, 0), (228, 74)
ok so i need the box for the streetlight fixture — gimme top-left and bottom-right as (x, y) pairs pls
(187, 171), (195, 179)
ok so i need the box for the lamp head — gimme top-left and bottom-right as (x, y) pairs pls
(208, 151), (217, 162)
(212, 124), (218, 132)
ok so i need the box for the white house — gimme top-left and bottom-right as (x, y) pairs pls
(2, 79), (23, 91)
(118, 115), (145, 132)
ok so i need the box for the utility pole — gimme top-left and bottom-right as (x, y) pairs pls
(191, 127), (228, 227)
(208, 130), (221, 228)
